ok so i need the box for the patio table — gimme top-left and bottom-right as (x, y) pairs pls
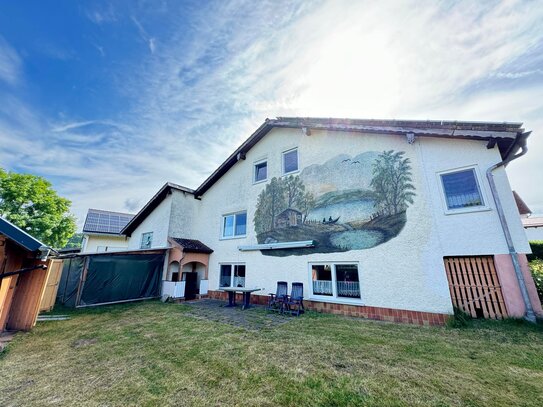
(221, 287), (262, 310)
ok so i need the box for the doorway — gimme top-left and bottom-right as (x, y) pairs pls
(183, 272), (198, 300)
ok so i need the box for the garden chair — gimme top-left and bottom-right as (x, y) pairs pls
(267, 281), (288, 313)
(284, 282), (305, 316)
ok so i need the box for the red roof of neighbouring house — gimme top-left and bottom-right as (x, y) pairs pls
(513, 191), (532, 216)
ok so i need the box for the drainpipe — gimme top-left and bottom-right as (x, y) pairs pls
(486, 131), (536, 322)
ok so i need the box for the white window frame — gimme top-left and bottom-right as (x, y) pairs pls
(307, 262), (362, 305)
(218, 262), (246, 288)
(436, 165), (490, 215)
(282, 147), (299, 175)
(140, 232), (153, 249)
(253, 158), (268, 184)
(221, 211), (247, 240)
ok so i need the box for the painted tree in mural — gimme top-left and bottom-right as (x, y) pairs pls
(254, 177), (286, 234)
(370, 150), (415, 216)
(284, 175), (305, 208)
(254, 175), (315, 234)
(299, 191), (316, 223)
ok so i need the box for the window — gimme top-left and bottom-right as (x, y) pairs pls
(282, 148), (298, 174)
(141, 232), (153, 249)
(310, 263), (361, 300)
(222, 212), (247, 238)
(440, 168), (484, 210)
(219, 264), (246, 288)
(254, 160), (267, 183)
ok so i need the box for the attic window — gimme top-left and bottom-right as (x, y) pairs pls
(254, 160), (267, 183)
(141, 232), (153, 249)
(282, 148), (298, 174)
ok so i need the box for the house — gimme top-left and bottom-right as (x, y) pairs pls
(522, 217), (543, 242)
(81, 209), (134, 253)
(0, 217), (54, 332)
(110, 118), (542, 324)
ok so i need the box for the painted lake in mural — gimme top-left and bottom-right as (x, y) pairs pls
(253, 150), (415, 256)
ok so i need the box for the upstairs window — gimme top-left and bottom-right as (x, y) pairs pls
(254, 160), (267, 183)
(222, 212), (247, 238)
(282, 148), (298, 174)
(440, 168), (484, 210)
(141, 232), (153, 249)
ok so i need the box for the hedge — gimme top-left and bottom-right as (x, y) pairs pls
(528, 241), (543, 261)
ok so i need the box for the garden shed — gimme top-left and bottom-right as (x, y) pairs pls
(0, 217), (52, 332)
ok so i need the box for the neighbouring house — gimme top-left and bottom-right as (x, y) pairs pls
(0, 217), (54, 332)
(523, 217), (543, 242)
(82, 117), (542, 325)
(81, 209), (134, 253)
(513, 191), (531, 219)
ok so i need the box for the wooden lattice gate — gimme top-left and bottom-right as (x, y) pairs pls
(444, 256), (508, 319)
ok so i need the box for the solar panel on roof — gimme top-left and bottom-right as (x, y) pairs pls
(83, 210), (134, 234)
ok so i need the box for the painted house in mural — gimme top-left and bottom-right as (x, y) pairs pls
(116, 117), (541, 324)
(81, 209), (134, 253)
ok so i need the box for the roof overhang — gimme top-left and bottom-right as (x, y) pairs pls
(0, 217), (50, 254)
(194, 117), (527, 197)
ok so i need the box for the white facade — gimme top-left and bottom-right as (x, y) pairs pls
(81, 233), (129, 253)
(123, 124), (532, 316)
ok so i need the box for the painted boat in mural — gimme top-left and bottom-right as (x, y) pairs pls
(323, 216), (340, 224)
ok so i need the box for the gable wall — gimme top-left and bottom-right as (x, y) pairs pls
(127, 194), (173, 250)
(188, 127), (530, 314)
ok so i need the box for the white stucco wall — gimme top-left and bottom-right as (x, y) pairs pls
(81, 234), (129, 253)
(168, 189), (198, 239)
(127, 194), (173, 250)
(186, 127), (529, 315)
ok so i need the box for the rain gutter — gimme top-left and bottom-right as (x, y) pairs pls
(486, 131), (536, 322)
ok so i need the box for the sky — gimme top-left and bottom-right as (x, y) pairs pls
(1, 0), (543, 229)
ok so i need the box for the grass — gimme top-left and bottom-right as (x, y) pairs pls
(2, 301), (543, 406)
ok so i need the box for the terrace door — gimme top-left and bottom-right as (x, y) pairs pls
(183, 272), (198, 300)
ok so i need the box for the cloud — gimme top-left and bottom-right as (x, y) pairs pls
(131, 16), (156, 54)
(3, 0), (543, 228)
(0, 35), (22, 86)
(86, 5), (117, 25)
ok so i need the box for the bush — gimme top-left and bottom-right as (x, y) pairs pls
(446, 307), (473, 328)
(528, 241), (543, 261)
(529, 258), (543, 302)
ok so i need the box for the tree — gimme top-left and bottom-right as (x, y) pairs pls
(370, 151), (415, 216)
(64, 232), (84, 249)
(0, 168), (77, 248)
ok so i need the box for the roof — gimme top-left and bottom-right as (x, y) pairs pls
(171, 237), (213, 254)
(83, 209), (135, 235)
(121, 117), (530, 234)
(522, 217), (543, 229)
(194, 117), (528, 197)
(513, 191), (532, 216)
(0, 217), (48, 252)
(121, 183), (194, 236)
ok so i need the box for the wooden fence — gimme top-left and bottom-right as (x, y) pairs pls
(444, 256), (508, 319)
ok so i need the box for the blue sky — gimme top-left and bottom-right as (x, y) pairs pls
(1, 0), (543, 228)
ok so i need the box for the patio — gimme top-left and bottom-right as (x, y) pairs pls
(184, 298), (292, 330)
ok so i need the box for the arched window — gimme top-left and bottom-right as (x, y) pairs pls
(167, 261), (180, 281)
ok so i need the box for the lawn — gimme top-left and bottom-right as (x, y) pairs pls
(1, 301), (543, 407)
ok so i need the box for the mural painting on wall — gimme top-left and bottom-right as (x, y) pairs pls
(254, 150), (416, 256)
